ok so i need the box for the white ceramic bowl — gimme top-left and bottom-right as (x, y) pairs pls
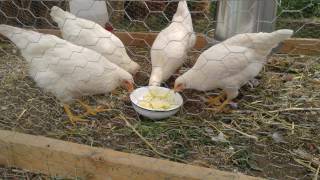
(130, 86), (183, 120)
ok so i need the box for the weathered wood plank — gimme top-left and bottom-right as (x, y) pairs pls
(33, 30), (320, 56)
(278, 38), (320, 56)
(113, 32), (320, 55)
(114, 31), (208, 50)
(1, 29), (319, 55)
(0, 130), (263, 180)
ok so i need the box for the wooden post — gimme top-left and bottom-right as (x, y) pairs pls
(0, 130), (263, 180)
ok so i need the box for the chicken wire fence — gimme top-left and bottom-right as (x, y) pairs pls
(0, 0), (319, 179)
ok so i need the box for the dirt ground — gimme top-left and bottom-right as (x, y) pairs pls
(0, 40), (319, 179)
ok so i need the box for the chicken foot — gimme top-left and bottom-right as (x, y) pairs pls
(77, 100), (110, 116)
(215, 98), (231, 113)
(63, 104), (88, 124)
(208, 88), (238, 113)
(207, 92), (226, 106)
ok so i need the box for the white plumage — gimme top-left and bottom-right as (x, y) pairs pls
(50, 6), (140, 75)
(69, 0), (109, 27)
(149, 0), (196, 86)
(0, 25), (134, 122)
(174, 29), (294, 111)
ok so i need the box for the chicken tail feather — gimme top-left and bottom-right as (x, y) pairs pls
(0, 25), (42, 50)
(50, 6), (75, 26)
(0, 24), (22, 38)
(271, 29), (294, 42)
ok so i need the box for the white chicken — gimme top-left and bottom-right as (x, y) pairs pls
(69, 0), (108, 27)
(50, 6), (140, 75)
(174, 29), (293, 112)
(149, 0), (196, 86)
(0, 25), (134, 123)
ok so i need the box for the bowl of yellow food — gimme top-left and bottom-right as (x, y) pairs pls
(130, 86), (183, 120)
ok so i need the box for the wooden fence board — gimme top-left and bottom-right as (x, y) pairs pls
(0, 130), (263, 180)
(1, 29), (319, 55)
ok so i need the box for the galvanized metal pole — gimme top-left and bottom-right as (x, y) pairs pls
(214, 0), (277, 41)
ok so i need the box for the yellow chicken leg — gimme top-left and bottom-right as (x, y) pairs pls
(215, 98), (231, 113)
(111, 89), (120, 96)
(207, 92), (226, 106)
(77, 100), (109, 116)
(63, 104), (88, 124)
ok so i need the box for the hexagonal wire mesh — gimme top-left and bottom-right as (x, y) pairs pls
(0, 0), (319, 179)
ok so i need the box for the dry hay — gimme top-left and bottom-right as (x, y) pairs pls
(0, 166), (47, 180)
(0, 40), (319, 179)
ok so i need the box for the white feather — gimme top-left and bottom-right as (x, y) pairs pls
(50, 6), (140, 75)
(0, 25), (133, 103)
(69, 0), (109, 27)
(175, 29), (293, 100)
(149, 0), (196, 86)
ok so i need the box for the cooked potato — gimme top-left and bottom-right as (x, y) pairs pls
(138, 89), (176, 110)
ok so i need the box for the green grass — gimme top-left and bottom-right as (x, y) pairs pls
(277, 0), (319, 18)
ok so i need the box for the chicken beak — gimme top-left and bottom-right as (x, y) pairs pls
(125, 81), (134, 93)
(174, 83), (184, 93)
